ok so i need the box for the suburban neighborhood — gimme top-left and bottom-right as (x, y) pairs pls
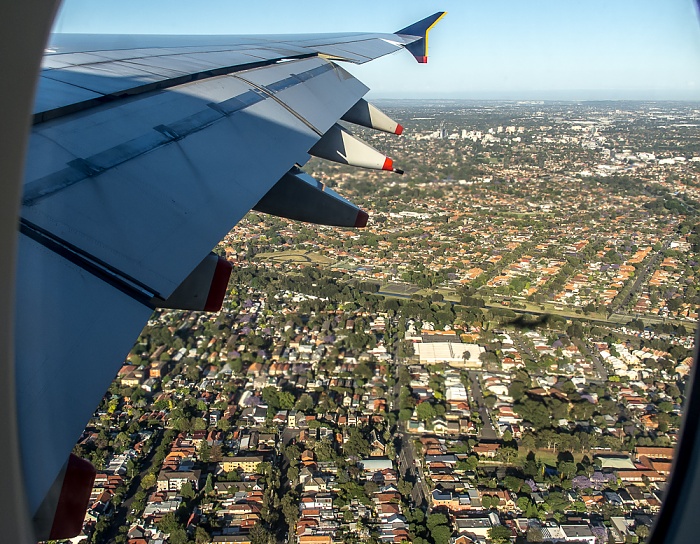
(59, 101), (700, 544)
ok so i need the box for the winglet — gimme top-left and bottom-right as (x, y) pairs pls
(396, 11), (447, 64)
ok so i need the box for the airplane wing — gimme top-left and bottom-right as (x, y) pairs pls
(9, 11), (446, 541)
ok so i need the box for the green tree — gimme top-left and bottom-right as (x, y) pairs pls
(398, 478), (413, 498)
(250, 523), (275, 544)
(517, 496), (531, 512)
(558, 460), (577, 479)
(282, 492), (300, 529)
(415, 402), (436, 423)
(204, 473), (214, 495)
(210, 443), (223, 462)
(278, 391), (296, 410)
(344, 428), (370, 458)
(180, 481), (195, 499)
(157, 512), (181, 535)
(527, 527), (544, 542)
(399, 408), (413, 421)
(636, 524), (650, 541)
(522, 451), (541, 478)
(504, 475), (523, 493)
(431, 524), (452, 544)
(427, 513), (448, 531)
(295, 393), (315, 412)
(262, 386), (280, 410)
(217, 418), (231, 432)
(198, 440), (211, 462)
(658, 401), (673, 413)
(140, 472), (156, 491)
(489, 525), (513, 543)
(195, 527), (211, 544)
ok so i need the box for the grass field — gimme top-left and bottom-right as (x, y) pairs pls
(484, 300), (618, 325)
(378, 282), (421, 296)
(255, 250), (334, 266)
(517, 447), (586, 467)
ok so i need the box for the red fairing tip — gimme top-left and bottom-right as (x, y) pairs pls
(382, 157), (394, 171)
(49, 454), (96, 540)
(354, 210), (369, 228)
(204, 257), (233, 312)
(416, 56), (428, 63)
(395, 124), (404, 136)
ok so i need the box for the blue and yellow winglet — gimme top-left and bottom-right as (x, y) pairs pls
(396, 11), (447, 64)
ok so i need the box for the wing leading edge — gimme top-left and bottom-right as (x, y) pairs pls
(16, 12), (446, 539)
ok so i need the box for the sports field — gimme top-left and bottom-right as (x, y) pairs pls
(255, 250), (334, 266)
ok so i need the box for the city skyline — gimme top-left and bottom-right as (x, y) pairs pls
(52, 0), (700, 100)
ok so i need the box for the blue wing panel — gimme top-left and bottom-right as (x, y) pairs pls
(15, 234), (153, 514)
(22, 55), (368, 305)
(333, 38), (403, 61)
(36, 31), (422, 119)
(41, 62), (178, 95)
(40, 52), (113, 69)
(33, 78), (103, 115)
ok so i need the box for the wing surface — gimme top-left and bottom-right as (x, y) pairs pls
(35, 32), (417, 121)
(15, 13), (445, 538)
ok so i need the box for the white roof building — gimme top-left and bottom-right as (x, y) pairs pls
(415, 342), (484, 367)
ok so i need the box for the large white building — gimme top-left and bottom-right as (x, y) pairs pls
(415, 342), (484, 368)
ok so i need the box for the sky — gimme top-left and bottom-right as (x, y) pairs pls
(52, 0), (700, 100)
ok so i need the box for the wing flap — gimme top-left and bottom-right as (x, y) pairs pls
(33, 78), (103, 117)
(234, 59), (368, 133)
(24, 93), (314, 298)
(23, 57), (367, 300)
(331, 38), (403, 62)
(41, 62), (178, 95)
(15, 234), (153, 515)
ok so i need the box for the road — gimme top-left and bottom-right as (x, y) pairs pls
(396, 432), (430, 509)
(468, 371), (498, 440)
(512, 334), (535, 362)
(573, 338), (608, 381)
(392, 361), (430, 509)
(612, 239), (671, 313)
(102, 428), (164, 543)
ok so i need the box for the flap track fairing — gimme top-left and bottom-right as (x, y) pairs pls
(309, 123), (403, 174)
(151, 253), (232, 312)
(341, 98), (403, 135)
(254, 167), (368, 227)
